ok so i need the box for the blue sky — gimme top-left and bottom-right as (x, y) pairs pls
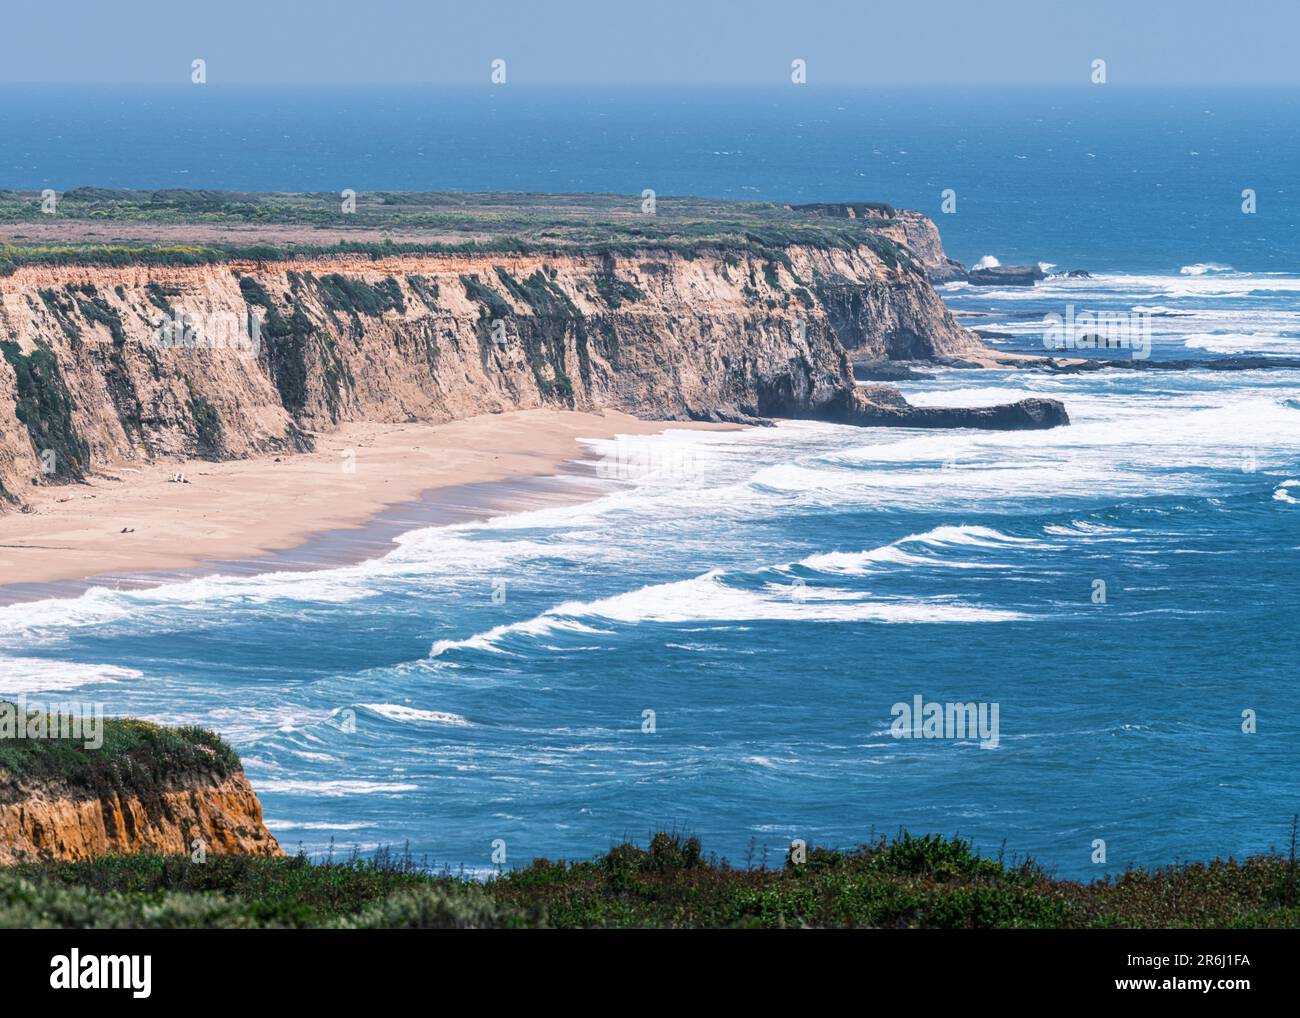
(3, 0), (1296, 85)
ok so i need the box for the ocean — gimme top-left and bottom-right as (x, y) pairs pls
(1, 86), (1297, 878)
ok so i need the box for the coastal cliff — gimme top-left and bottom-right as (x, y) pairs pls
(0, 194), (1067, 501)
(0, 772), (280, 865)
(0, 713), (280, 864)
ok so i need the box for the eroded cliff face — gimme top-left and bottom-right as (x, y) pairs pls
(785, 203), (969, 282)
(0, 240), (986, 498)
(882, 211), (970, 283)
(0, 770), (281, 864)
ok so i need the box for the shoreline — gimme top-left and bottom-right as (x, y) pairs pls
(0, 409), (738, 606)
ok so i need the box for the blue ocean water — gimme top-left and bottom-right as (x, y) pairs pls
(1, 87), (1298, 878)
(4, 84), (1299, 271)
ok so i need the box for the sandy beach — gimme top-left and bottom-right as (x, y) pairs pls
(0, 409), (735, 598)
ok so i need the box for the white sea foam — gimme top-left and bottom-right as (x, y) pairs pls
(946, 270), (1300, 302)
(739, 389), (1300, 515)
(1183, 332), (1300, 354)
(252, 778), (419, 796)
(904, 386), (1049, 408)
(953, 297), (1300, 358)
(799, 524), (1040, 576)
(0, 587), (137, 636)
(358, 702), (470, 726)
(0, 658), (141, 693)
(1043, 521), (1130, 537)
(800, 546), (935, 573)
(428, 567), (1026, 658)
(430, 617), (611, 657)
(0, 528), (616, 640)
(911, 524), (1043, 547)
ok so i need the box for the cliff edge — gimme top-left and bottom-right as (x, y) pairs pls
(0, 709), (281, 864)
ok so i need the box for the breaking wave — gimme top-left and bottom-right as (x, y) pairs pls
(428, 562), (1027, 658)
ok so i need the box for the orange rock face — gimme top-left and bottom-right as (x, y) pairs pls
(0, 771), (282, 864)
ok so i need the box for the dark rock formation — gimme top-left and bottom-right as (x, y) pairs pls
(851, 358), (936, 381)
(966, 265), (1046, 287)
(816, 385), (1068, 431)
(848, 394), (1067, 430)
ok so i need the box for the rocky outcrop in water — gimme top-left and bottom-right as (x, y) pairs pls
(965, 265), (1046, 287)
(835, 386), (1068, 430)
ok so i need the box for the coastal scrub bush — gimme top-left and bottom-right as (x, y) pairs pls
(460, 274), (513, 319)
(593, 256), (644, 308)
(238, 276), (321, 415)
(74, 294), (127, 346)
(0, 874), (260, 929)
(406, 274), (439, 306)
(313, 273), (405, 322)
(871, 831), (1006, 881)
(36, 289), (83, 345)
(331, 885), (520, 929)
(145, 281), (181, 316)
(184, 378), (223, 458)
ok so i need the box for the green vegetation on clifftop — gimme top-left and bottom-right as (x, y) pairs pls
(4, 828), (1298, 929)
(0, 708), (241, 812)
(0, 189), (909, 274)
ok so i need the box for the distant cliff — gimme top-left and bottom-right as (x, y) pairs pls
(0, 218), (1062, 501)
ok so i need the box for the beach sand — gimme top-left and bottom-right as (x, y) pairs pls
(0, 409), (736, 600)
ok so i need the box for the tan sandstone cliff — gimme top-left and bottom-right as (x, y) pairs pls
(0, 238), (988, 500)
